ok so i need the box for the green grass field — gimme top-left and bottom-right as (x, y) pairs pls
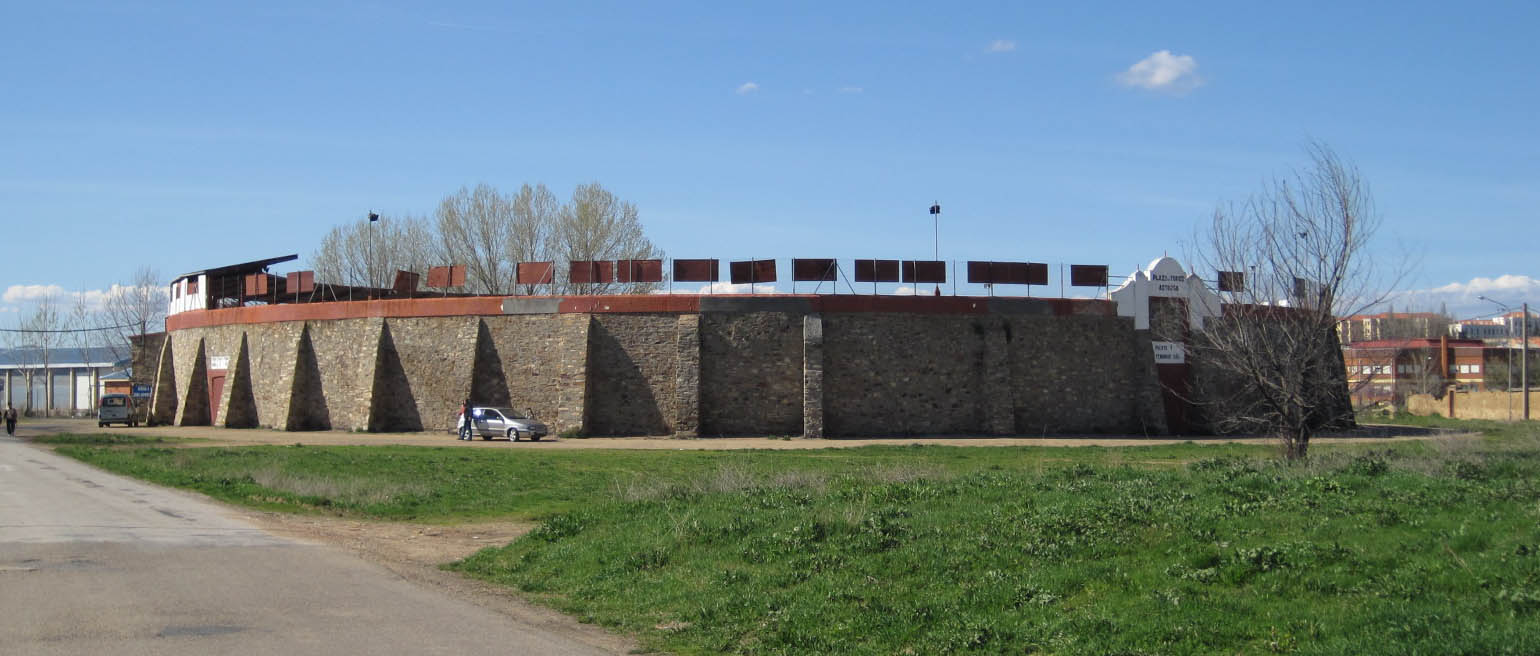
(50, 418), (1540, 654)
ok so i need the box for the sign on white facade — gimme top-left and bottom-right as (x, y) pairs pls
(1110, 256), (1224, 332)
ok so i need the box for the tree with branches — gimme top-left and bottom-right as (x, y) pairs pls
(311, 213), (438, 292)
(102, 266), (167, 364)
(1190, 143), (1399, 459)
(309, 182), (663, 296)
(508, 183), (559, 295)
(10, 292), (63, 415)
(552, 182), (664, 295)
(436, 184), (523, 295)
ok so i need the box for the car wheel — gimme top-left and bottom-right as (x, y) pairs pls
(506, 428), (520, 442)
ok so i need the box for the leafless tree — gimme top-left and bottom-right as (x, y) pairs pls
(102, 266), (167, 364)
(12, 293), (63, 415)
(552, 182), (664, 295)
(436, 185), (520, 294)
(311, 182), (662, 297)
(1397, 349), (1445, 399)
(311, 213), (438, 291)
(508, 183), (559, 295)
(1190, 143), (1400, 459)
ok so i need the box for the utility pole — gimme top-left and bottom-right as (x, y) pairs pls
(1525, 302), (1531, 420)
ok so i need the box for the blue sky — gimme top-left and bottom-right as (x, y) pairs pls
(2, 1), (1536, 323)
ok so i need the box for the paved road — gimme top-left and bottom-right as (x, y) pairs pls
(0, 432), (622, 656)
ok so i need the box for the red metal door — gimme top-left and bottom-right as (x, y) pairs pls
(207, 370), (226, 425)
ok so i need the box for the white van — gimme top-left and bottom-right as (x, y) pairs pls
(98, 394), (137, 427)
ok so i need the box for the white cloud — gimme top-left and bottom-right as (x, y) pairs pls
(736, 82), (759, 95)
(837, 86), (863, 94)
(1380, 274), (1540, 319)
(3, 284), (67, 304)
(2, 283), (166, 314)
(988, 39), (1016, 53)
(658, 282), (775, 295)
(1116, 50), (1202, 93)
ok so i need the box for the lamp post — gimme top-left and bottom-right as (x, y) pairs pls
(367, 212), (379, 298)
(1521, 301), (1532, 420)
(1478, 295), (1517, 420)
(928, 202), (941, 296)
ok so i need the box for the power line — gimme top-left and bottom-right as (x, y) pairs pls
(0, 323), (142, 334)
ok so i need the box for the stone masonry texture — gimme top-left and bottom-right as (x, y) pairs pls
(585, 313), (680, 436)
(150, 296), (1305, 438)
(699, 312), (803, 436)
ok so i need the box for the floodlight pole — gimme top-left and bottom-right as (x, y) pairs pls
(367, 211), (380, 299)
(1524, 302), (1531, 420)
(1472, 294), (1521, 418)
(929, 202), (941, 295)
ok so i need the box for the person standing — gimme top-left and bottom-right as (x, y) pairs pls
(458, 399), (472, 440)
(4, 405), (17, 436)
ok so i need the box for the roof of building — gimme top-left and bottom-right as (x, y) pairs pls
(0, 346), (128, 368)
(1340, 311), (1447, 321)
(172, 254), (298, 283)
(1344, 338), (1487, 349)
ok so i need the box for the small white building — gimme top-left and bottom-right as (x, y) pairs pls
(1110, 256), (1224, 332)
(169, 254), (299, 316)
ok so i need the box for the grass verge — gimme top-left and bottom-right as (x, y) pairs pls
(31, 432), (201, 446)
(50, 423), (1540, 653)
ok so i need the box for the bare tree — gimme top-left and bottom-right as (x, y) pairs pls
(312, 213), (438, 291)
(508, 183), (559, 295)
(13, 293), (63, 415)
(552, 182), (664, 295)
(102, 266), (166, 363)
(311, 182), (663, 297)
(1190, 143), (1398, 459)
(436, 185), (519, 294)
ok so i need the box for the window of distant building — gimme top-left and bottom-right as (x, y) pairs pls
(187, 278), (198, 295)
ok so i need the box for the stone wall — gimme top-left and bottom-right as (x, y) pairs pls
(585, 313), (681, 436)
(155, 296), (1233, 438)
(1407, 390), (1539, 421)
(699, 312), (803, 436)
(482, 314), (575, 432)
(822, 313), (992, 435)
(303, 318), (381, 432)
(1009, 315), (1165, 435)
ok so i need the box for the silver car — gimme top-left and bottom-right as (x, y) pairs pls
(461, 406), (549, 442)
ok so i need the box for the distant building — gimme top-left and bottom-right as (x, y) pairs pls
(1336, 311), (1450, 345)
(1450, 310), (1539, 342)
(0, 346), (127, 415)
(1343, 337), (1486, 406)
(1449, 318), (1509, 340)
